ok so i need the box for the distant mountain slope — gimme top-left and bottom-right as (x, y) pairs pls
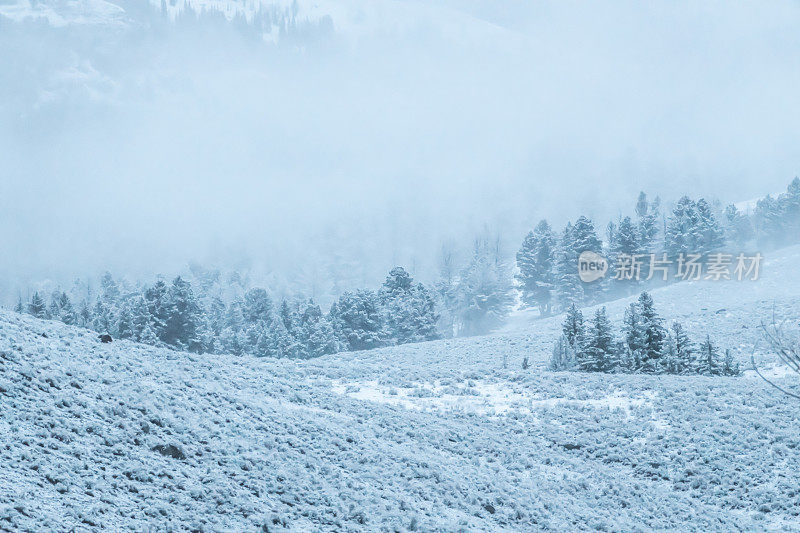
(2, 250), (799, 530)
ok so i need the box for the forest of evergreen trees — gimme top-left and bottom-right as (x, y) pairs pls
(12, 177), (800, 360)
(550, 292), (740, 376)
(16, 267), (440, 359)
(516, 177), (800, 316)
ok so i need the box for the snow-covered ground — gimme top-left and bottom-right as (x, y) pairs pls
(2, 247), (800, 530)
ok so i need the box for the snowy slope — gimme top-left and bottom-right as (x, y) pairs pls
(2, 248), (800, 530)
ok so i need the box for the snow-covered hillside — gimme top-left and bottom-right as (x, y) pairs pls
(2, 248), (800, 530)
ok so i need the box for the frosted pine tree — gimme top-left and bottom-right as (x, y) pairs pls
(162, 276), (203, 352)
(57, 292), (76, 325)
(638, 292), (665, 371)
(579, 307), (614, 372)
(665, 196), (699, 260)
(723, 204), (753, 247)
(636, 192), (661, 254)
(722, 349), (740, 376)
(329, 289), (387, 351)
(670, 321), (694, 373)
(515, 220), (556, 316)
(554, 223), (584, 310)
(549, 335), (577, 371)
(622, 302), (645, 371)
(572, 216), (604, 302)
(454, 239), (513, 337)
(609, 216), (641, 292)
(28, 292), (48, 319)
(695, 198), (725, 254)
(696, 335), (721, 375)
(562, 304), (586, 350)
(754, 195), (783, 247)
(298, 300), (339, 358)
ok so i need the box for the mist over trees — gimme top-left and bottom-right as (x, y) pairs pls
(516, 177), (800, 316)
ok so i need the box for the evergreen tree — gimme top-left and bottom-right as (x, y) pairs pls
(695, 198), (725, 254)
(14, 296), (24, 314)
(144, 280), (169, 340)
(454, 239), (513, 337)
(723, 204), (753, 247)
(116, 302), (134, 339)
(78, 300), (92, 327)
(696, 335), (721, 375)
(562, 303), (586, 350)
(329, 289), (387, 351)
(28, 292), (47, 319)
(48, 292), (61, 320)
(297, 300), (339, 358)
(665, 196), (700, 260)
(622, 302), (645, 371)
(670, 321), (694, 373)
(57, 292), (76, 325)
(754, 195), (783, 248)
(162, 276), (203, 352)
(638, 292), (665, 369)
(572, 216), (603, 306)
(433, 243), (460, 338)
(636, 192), (661, 254)
(380, 267), (440, 343)
(515, 220), (556, 316)
(550, 335), (577, 371)
(722, 349), (740, 376)
(554, 223), (584, 310)
(579, 307), (614, 372)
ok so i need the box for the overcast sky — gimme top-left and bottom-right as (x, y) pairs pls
(2, 0), (800, 300)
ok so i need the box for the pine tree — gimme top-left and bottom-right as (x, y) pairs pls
(670, 321), (694, 374)
(116, 302), (134, 339)
(722, 349), (740, 376)
(636, 192), (661, 254)
(297, 300), (339, 358)
(622, 302), (645, 371)
(48, 292), (61, 320)
(78, 300), (92, 327)
(562, 303), (586, 350)
(637, 292), (665, 371)
(515, 220), (556, 316)
(665, 196), (699, 260)
(777, 176), (800, 240)
(754, 195), (783, 248)
(57, 292), (76, 325)
(571, 217), (604, 306)
(554, 223), (584, 310)
(609, 216), (641, 290)
(433, 243), (460, 338)
(662, 331), (680, 374)
(28, 292), (47, 319)
(696, 335), (721, 375)
(378, 267), (439, 343)
(14, 296), (24, 314)
(550, 335), (577, 371)
(454, 239), (513, 337)
(579, 307), (614, 372)
(144, 280), (169, 340)
(162, 276), (203, 352)
(329, 289), (386, 351)
(722, 204), (753, 247)
(695, 198), (725, 254)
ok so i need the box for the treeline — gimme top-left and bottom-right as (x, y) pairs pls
(16, 267), (440, 358)
(516, 177), (800, 316)
(550, 292), (740, 376)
